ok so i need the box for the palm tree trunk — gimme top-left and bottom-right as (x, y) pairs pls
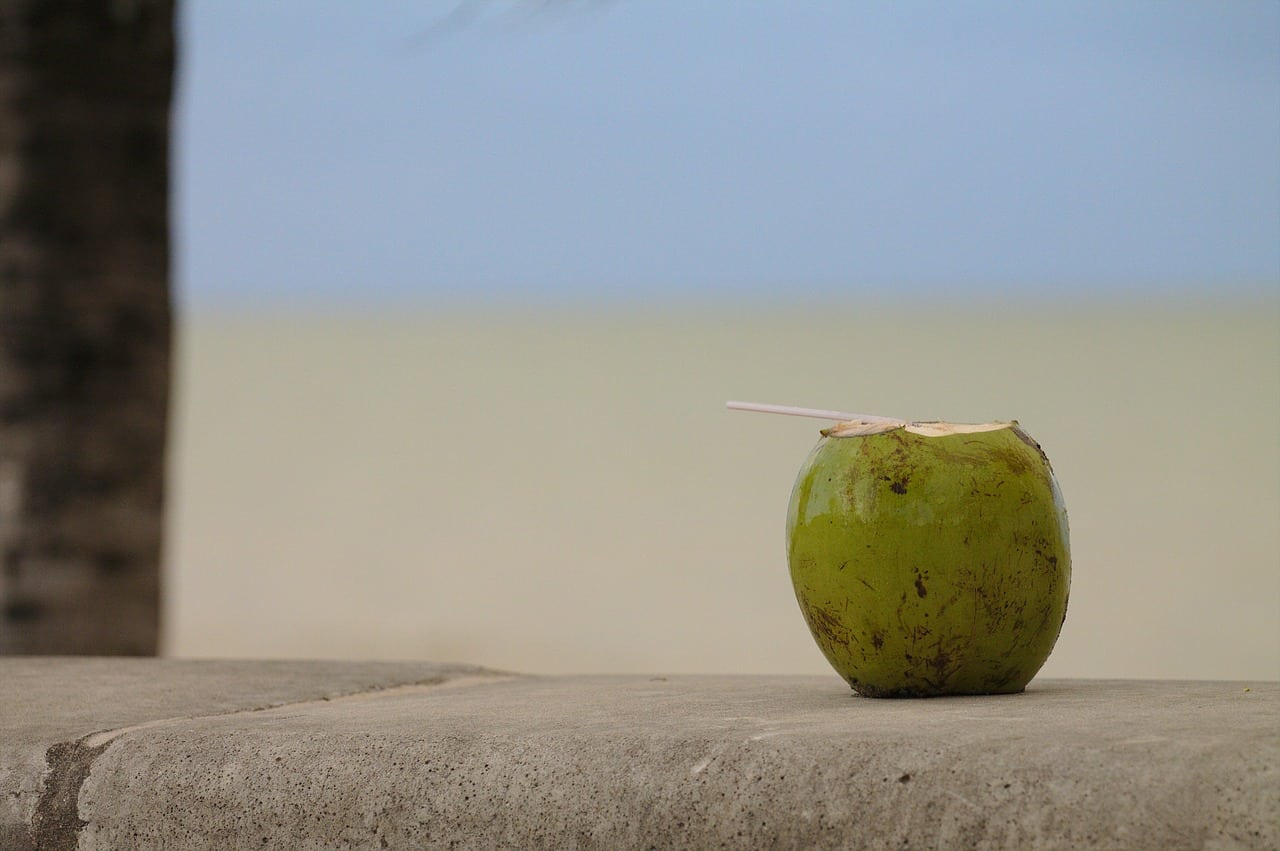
(0, 0), (174, 654)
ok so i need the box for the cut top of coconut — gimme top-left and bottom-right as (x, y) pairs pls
(724, 402), (1016, 439)
(823, 420), (1015, 438)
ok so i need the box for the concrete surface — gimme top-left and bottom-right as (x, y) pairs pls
(2, 660), (1276, 850)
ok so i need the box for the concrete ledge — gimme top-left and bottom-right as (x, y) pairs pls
(2, 660), (1276, 849)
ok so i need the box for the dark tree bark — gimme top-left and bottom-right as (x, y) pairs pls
(0, 0), (174, 654)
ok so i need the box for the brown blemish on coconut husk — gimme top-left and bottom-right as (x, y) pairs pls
(799, 599), (853, 652)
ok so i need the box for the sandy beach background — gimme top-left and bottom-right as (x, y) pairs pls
(164, 301), (1279, 681)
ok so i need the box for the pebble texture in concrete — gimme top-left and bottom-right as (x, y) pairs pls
(2, 660), (1276, 850)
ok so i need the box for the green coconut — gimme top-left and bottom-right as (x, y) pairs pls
(786, 419), (1070, 697)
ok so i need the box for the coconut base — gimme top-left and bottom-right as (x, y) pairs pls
(849, 679), (1028, 699)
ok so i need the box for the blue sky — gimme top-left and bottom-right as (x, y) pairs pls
(176, 1), (1280, 309)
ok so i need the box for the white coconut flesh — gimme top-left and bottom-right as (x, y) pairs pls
(822, 420), (1014, 438)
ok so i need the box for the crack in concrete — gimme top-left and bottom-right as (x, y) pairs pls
(25, 670), (514, 850)
(79, 672), (515, 749)
(29, 739), (108, 851)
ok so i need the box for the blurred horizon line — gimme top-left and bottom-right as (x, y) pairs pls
(179, 283), (1280, 320)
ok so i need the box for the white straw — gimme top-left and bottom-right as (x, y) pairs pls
(725, 400), (907, 426)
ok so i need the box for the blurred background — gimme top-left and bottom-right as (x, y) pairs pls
(167, 0), (1279, 680)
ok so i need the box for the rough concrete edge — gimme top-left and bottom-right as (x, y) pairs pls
(19, 668), (517, 851)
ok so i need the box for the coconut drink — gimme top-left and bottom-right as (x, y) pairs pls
(730, 402), (1071, 697)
